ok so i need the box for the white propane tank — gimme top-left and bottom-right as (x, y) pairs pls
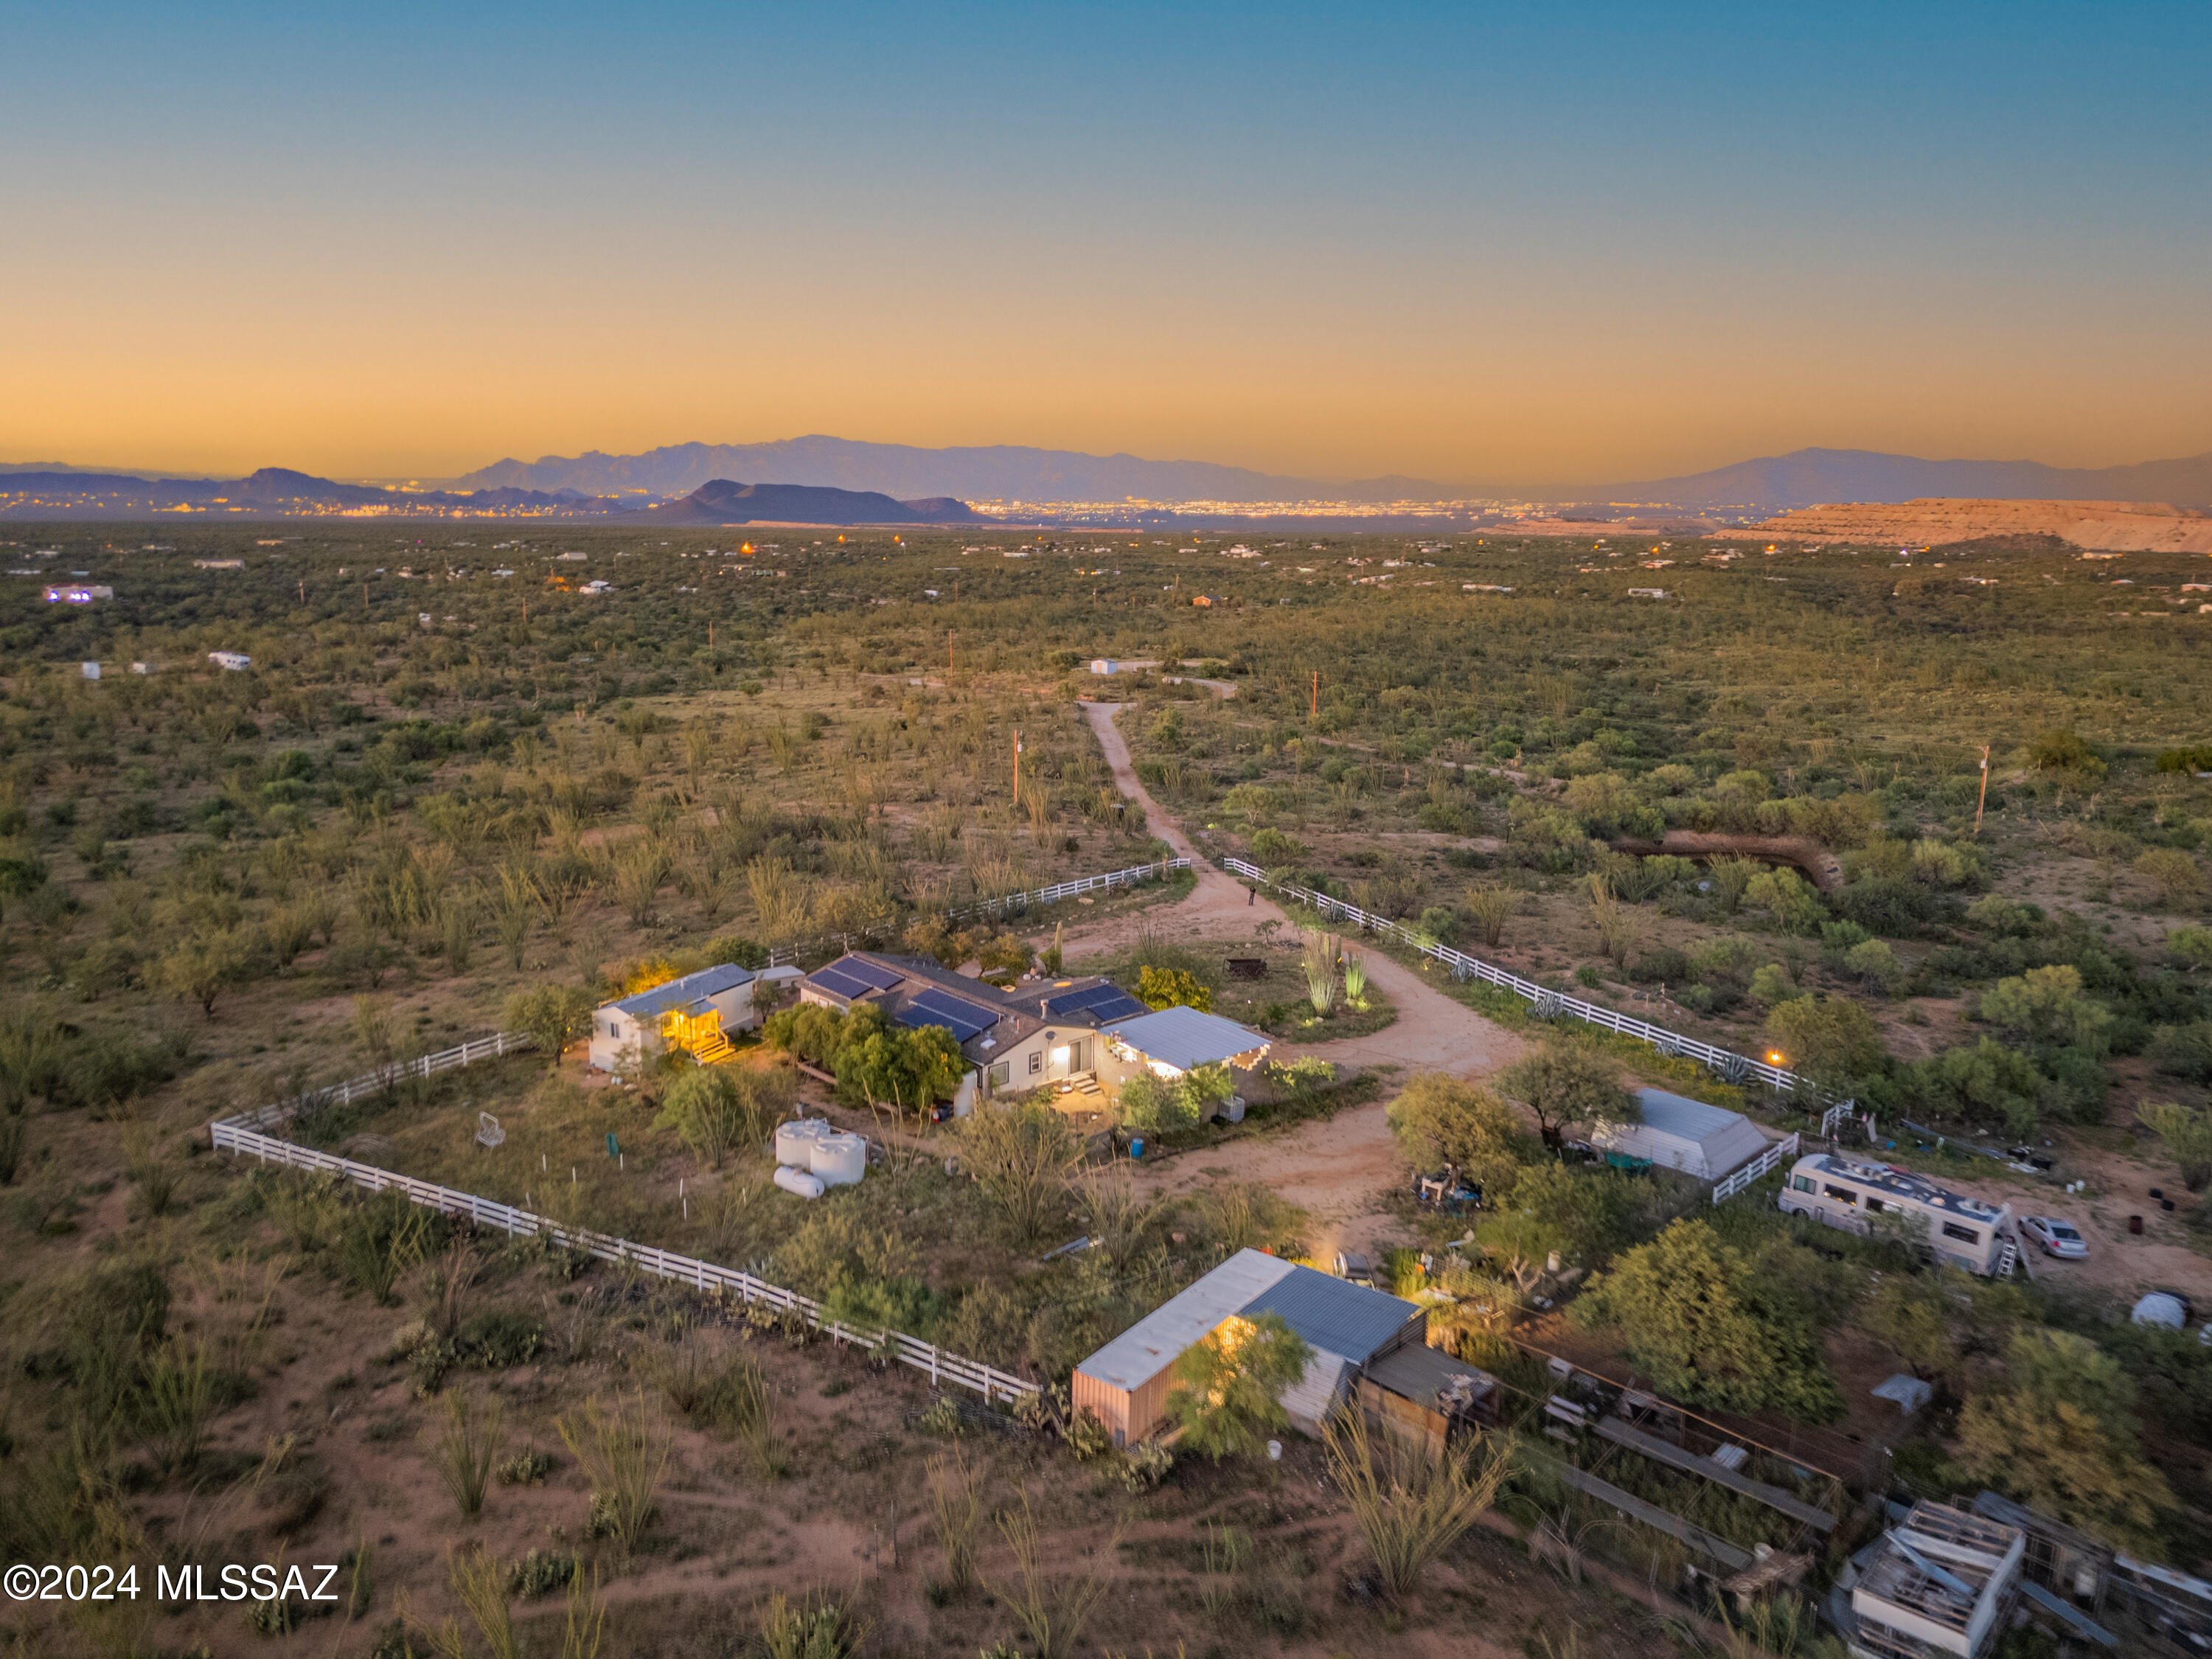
(810, 1131), (867, 1187)
(775, 1117), (830, 1168)
(773, 1164), (826, 1200)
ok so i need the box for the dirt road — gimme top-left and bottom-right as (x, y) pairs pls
(1065, 702), (1528, 1262)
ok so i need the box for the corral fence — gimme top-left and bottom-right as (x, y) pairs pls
(206, 1038), (1037, 1406)
(1711, 1132), (1803, 1204)
(768, 857), (1193, 965)
(1220, 858), (1848, 1165)
(223, 1029), (538, 1133)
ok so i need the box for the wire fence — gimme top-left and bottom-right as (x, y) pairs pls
(206, 1046), (1037, 1405)
(768, 857), (1193, 965)
(1220, 856), (1843, 1110)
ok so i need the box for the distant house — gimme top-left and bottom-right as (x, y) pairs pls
(1089, 659), (1120, 675)
(193, 559), (244, 570)
(799, 950), (1153, 1111)
(588, 964), (759, 1073)
(207, 651), (251, 671)
(44, 585), (112, 603)
(1590, 1088), (1769, 1182)
(1072, 1248), (1432, 1446)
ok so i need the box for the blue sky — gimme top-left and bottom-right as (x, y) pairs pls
(5, 1), (2207, 481)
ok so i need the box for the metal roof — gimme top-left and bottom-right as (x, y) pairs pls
(1597, 1088), (1771, 1179)
(1241, 1265), (1421, 1367)
(606, 963), (754, 1020)
(1102, 1005), (1270, 1072)
(1075, 1249), (1295, 1391)
(1074, 1250), (1419, 1394)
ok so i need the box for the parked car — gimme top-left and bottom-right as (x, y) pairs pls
(2019, 1215), (2090, 1259)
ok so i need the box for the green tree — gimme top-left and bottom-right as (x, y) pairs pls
(1498, 1038), (1635, 1147)
(2133, 848), (2205, 911)
(1165, 1310), (1312, 1461)
(1764, 995), (1884, 1088)
(1571, 1218), (1842, 1422)
(1745, 866), (1828, 934)
(1954, 1329), (2176, 1551)
(1385, 1074), (1537, 1197)
(1860, 1271), (1964, 1385)
(954, 1096), (1082, 1245)
(1922, 1037), (2046, 1138)
(653, 1065), (793, 1167)
(1475, 1162), (1633, 1287)
(1979, 964), (2111, 1052)
(153, 926), (257, 1019)
(1136, 965), (1213, 1012)
(2137, 1100), (2212, 1192)
(502, 984), (597, 1065)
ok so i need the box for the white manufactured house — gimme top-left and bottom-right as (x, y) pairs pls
(1778, 1153), (2015, 1276)
(588, 964), (759, 1074)
(1591, 1088), (1770, 1183)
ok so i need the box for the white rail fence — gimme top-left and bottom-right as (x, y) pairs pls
(768, 858), (1193, 964)
(1711, 1131), (1803, 1204)
(1221, 857), (1841, 1107)
(224, 1030), (538, 1133)
(207, 1045), (1037, 1405)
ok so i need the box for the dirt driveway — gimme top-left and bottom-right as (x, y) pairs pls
(1047, 703), (1528, 1263)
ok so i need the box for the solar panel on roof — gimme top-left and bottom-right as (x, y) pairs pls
(838, 957), (904, 992)
(810, 966), (875, 1000)
(903, 987), (996, 1042)
(1045, 984), (1147, 1021)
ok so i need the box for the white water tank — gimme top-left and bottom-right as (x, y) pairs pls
(775, 1117), (830, 1167)
(810, 1131), (866, 1187)
(773, 1164), (825, 1200)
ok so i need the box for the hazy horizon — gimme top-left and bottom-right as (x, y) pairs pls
(6, 2), (2208, 481)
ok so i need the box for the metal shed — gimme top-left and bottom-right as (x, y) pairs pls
(1592, 1088), (1771, 1183)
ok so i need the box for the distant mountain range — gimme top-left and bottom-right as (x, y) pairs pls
(1600, 447), (2212, 511)
(7, 440), (2209, 519)
(0, 466), (597, 518)
(456, 437), (2212, 512)
(640, 480), (976, 526)
(455, 437), (1451, 506)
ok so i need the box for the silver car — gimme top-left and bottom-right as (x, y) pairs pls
(2020, 1215), (2090, 1259)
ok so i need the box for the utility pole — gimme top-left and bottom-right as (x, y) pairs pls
(707, 619), (714, 650)
(297, 577), (305, 604)
(1013, 729), (1023, 803)
(948, 630), (955, 672)
(1312, 670), (1319, 720)
(1973, 743), (1992, 837)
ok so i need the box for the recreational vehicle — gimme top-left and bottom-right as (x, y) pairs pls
(1778, 1153), (2015, 1276)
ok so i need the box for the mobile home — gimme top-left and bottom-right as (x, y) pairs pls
(1778, 1153), (2015, 1276)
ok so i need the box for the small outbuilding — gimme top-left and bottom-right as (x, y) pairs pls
(1071, 1248), (1424, 1447)
(1099, 1005), (1270, 1079)
(1591, 1088), (1770, 1183)
(588, 964), (758, 1073)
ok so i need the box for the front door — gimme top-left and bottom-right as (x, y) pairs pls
(1070, 1036), (1092, 1074)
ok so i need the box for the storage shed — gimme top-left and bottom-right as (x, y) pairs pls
(1071, 1249), (1423, 1447)
(1592, 1088), (1770, 1183)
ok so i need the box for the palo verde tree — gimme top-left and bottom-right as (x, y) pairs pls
(1165, 1310), (1312, 1461)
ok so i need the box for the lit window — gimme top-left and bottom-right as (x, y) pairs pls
(1823, 1185), (1858, 1206)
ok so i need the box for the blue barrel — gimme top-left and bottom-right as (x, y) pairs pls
(1129, 1138), (1144, 1160)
